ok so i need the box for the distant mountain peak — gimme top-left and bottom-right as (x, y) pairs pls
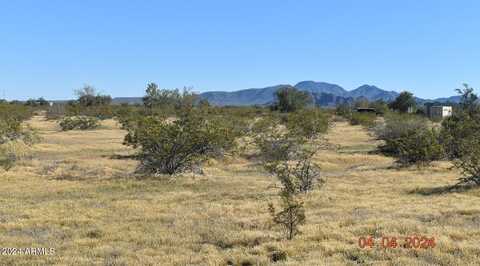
(189, 80), (460, 107)
(294, 81), (347, 96)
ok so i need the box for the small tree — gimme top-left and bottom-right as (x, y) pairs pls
(268, 194), (306, 240)
(273, 87), (313, 113)
(258, 117), (325, 240)
(68, 85), (112, 119)
(441, 85), (480, 185)
(389, 91), (416, 113)
(440, 85), (480, 159)
(74, 85), (112, 107)
(454, 137), (480, 185)
(456, 83), (479, 115)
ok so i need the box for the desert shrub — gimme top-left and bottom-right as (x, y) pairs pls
(260, 123), (324, 240)
(265, 151), (323, 194)
(285, 109), (329, 139)
(376, 114), (443, 165)
(255, 132), (301, 163)
(375, 114), (428, 154)
(66, 85), (113, 119)
(59, 116), (100, 131)
(268, 249), (287, 263)
(0, 140), (32, 171)
(349, 112), (376, 128)
(123, 108), (237, 175)
(271, 86), (313, 113)
(142, 83), (198, 116)
(0, 103), (37, 170)
(251, 115), (302, 163)
(66, 102), (113, 120)
(0, 103), (32, 122)
(0, 103), (38, 145)
(335, 103), (352, 119)
(392, 128), (444, 166)
(25, 97), (49, 107)
(439, 112), (479, 159)
(453, 137), (480, 185)
(0, 117), (22, 144)
(370, 100), (389, 115)
(439, 85), (480, 159)
(441, 85), (480, 185)
(268, 194), (305, 240)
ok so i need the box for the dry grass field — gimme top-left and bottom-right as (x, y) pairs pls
(1, 114), (480, 265)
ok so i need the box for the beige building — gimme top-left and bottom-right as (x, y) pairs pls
(429, 106), (453, 120)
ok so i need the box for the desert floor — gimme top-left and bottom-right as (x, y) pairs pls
(1, 115), (479, 265)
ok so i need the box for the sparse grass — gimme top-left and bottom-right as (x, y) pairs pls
(1, 115), (479, 265)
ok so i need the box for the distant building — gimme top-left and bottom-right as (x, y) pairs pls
(355, 107), (376, 114)
(429, 106), (453, 120)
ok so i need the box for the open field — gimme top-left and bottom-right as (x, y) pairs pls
(1, 115), (480, 265)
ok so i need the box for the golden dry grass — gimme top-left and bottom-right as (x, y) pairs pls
(1, 116), (479, 265)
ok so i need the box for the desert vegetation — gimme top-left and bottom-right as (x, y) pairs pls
(2, 84), (480, 265)
(0, 103), (39, 170)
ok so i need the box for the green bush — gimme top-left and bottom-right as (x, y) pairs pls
(251, 115), (302, 163)
(388, 91), (416, 113)
(349, 112), (376, 128)
(257, 115), (325, 240)
(123, 109), (237, 175)
(0, 103), (38, 170)
(392, 128), (444, 166)
(268, 195), (305, 240)
(142, 83), (199, 116)
(65, 85), (114, 119)
(376, 114), (443, 166)
(0, 117), (22, 145)
(266, 152), (323, 194)
(285, 109), (329, 139)
(453, 137), (480, 185)
(0, 103), (32, 123)
(59, 116), (100, 131)
(271, 86), (313, 113)
(440, 85), (480, 185)
(0, 103), (37, 145)
(440, 112), (480, 159)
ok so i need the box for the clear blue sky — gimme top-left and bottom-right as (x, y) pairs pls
(1, 0), (479, 100)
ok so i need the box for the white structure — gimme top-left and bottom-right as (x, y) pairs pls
(429, 106), (453, 120)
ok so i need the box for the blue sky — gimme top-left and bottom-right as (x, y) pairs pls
(1, 0), (479, 100)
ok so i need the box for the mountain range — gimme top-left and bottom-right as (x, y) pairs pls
(197, 81), (459, 107)
(112, 81), (461, 106)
